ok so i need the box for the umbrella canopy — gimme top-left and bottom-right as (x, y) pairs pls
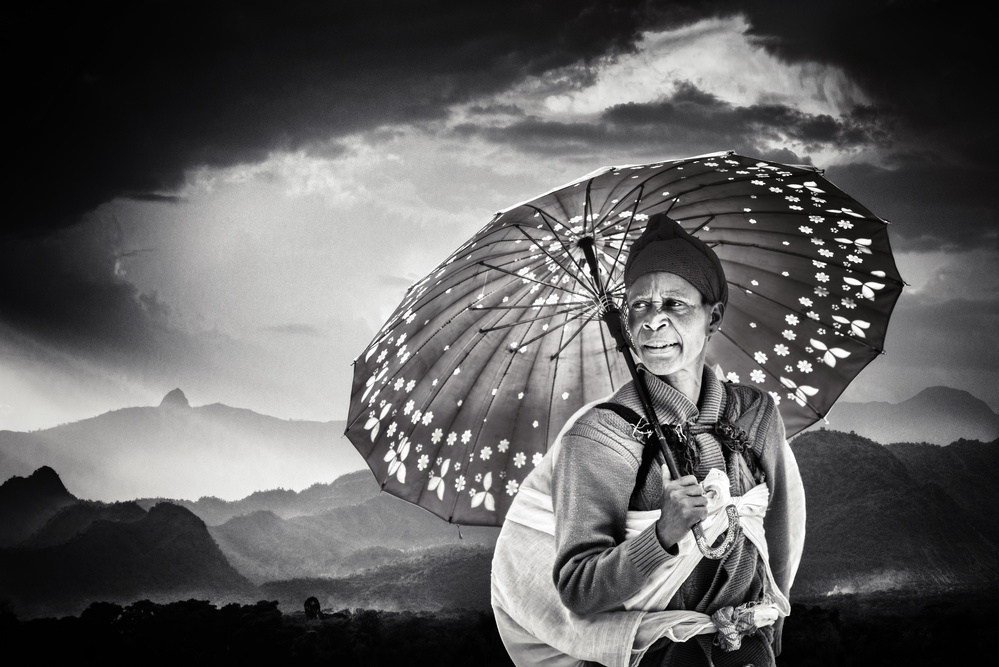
(344, 151), (903, 527)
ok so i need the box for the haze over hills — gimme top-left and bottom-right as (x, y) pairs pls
(2, 386), (998, 619)
(261, 545), (496, 612)
(818, 386), (999, 444)
(0, 389), (362, 502)
(209, 491), (497, 584)
(137, 469), (382, 525)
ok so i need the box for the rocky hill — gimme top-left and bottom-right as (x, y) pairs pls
(23, 499), (147, 548)
(0, 466), (77, 547)
(884, 438), (999, 546)
(790, 429), (998, 598)
(0, 469), (256, 618)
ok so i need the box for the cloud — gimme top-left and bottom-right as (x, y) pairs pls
(737, 1), (994, 166)
(0, 218), (161, 359)
(10, 0), (665, 236)
(5, 1), (995, 428)
(456, 81), (890, 164)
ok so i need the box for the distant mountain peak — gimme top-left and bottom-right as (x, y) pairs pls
(159, 388), (190, 408)
(819, 385), (999, 445)
(28, 465), (69, 491)
(907, 386), (979, 405)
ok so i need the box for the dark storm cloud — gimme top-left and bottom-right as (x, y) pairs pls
(739, 1), (993, 161)
(460, 82), (890, 160)
(648, 0), (994, 165)
(5, 0), (993, 388)
(9, 0), (662, 237)
(4, 0), (666, 365)
(11, 1), (989, 238)
(0, 218), (162, 358)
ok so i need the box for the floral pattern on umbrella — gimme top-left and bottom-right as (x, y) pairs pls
(345, 151), (903, 526)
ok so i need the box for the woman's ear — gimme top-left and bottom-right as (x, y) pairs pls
(708, 302), (725, 335)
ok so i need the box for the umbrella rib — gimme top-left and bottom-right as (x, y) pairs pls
(548, 309), (601, 360)
(521, 207), (602, 299)
(728, 279), (884, 353)
(523, 205), (576, 255)
(477, 303), (593, 333)
(511, 224), (589, 291)
(597, 188), (657, 279)
(472, 302), (593, 311)
(591, 249), (629, 297)
(516, 306), (594, 350)
(478, 261), (596, 300)
(585, 177), (595, 239)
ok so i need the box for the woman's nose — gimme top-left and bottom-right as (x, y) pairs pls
(644, 310), (670, 329)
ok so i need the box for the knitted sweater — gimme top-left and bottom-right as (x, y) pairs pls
(551, 367), (804, 664)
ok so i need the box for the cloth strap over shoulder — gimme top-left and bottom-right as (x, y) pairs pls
(594, 380), (761, 491)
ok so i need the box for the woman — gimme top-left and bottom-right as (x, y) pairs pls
(492, 213), (806, 667)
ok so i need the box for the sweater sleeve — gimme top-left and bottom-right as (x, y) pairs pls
(551, 417), (675, 615)
(757, 397), (807, 655)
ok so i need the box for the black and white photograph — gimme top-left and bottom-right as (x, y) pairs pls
(2, 1), (996, 664)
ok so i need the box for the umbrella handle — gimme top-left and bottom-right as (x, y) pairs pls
(692, 505), (741, 559)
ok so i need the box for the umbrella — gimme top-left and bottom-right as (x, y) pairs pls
(344, 150), (903, 528)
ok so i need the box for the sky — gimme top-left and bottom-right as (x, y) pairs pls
(2, 0), (996, 433)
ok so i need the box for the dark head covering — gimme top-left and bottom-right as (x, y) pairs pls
(622, 212), (728, 305)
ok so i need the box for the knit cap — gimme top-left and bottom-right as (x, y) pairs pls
(622, 212), (728, 305)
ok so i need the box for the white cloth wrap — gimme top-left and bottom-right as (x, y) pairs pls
(490, 402), (795, 667)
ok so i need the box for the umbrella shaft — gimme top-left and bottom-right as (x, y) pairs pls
(577, 235), (682, 480)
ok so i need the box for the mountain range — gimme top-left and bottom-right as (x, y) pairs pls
(1, 386), (997, 619)
(818, 386), (999, 444)
(0, 389), (362, 502)
(0, 471), (255, 618)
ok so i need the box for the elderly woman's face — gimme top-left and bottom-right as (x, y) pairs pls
(626, 272), (723, 382)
